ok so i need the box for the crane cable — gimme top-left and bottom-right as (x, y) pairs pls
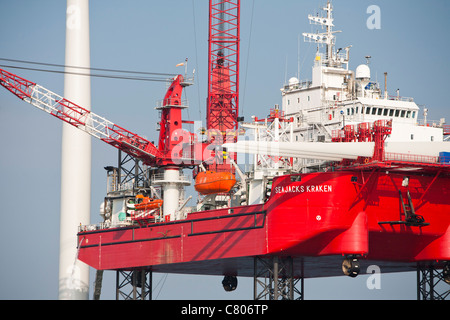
(241, 0), (255, 116)
(0, 57), (177, 82)
(192, 0), (202, 122)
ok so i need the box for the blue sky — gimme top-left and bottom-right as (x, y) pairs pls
(0, 0), (449, 300)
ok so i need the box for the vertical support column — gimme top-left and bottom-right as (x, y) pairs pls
(163, 167), (181, 221)
(273, 257), (279, 300)
(116, 270), (152, 300)
(254, 256), (304, 300)
(417, 263), (450, 300)
(207, 0), (240, 133)
(151, 167), (190, 222)
(207, 0), (240, 173)
(59, 0), (91, 300)
(93, 270), (104, 300)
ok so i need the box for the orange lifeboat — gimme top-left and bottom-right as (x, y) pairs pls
(194, 171), (237, 195)
(134, 195), (163, 211)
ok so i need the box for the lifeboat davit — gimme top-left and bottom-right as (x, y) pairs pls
(134, 195), (163, 211)
(195, 171), (237, 195)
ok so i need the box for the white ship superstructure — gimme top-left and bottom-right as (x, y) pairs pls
(282, 0), (447, 146)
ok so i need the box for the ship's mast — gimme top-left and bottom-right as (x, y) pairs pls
(324, 0), (333, 63)
(303, 0), (341, 67)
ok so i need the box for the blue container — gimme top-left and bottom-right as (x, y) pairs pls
(439, 152), (450, 164)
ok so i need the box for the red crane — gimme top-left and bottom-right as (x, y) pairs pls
(207, 0), (240, 170)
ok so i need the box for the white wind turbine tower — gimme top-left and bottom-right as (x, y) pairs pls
(58, 0), (91, 300)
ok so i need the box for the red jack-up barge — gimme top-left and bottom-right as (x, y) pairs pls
(1, 0), (450, 300)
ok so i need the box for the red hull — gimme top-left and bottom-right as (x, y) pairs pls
(78, 167), (450, 277)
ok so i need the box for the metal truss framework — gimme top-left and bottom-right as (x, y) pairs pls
(207, 0), (240, 135)
(117, 150), (151, 193)
(254, 256), (304, 300)
(417, 264), (450, 300)
(116, 270), (153, 300)
(252, 109), (294, 174)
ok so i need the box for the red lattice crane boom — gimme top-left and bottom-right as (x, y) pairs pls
(207, 0), (240, 143)
(0, 68), (205, 167)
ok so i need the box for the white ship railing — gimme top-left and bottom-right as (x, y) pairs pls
(155, 99), (189, 109)
(417, 119), (447, 127)
(387, 95), (414, 102)
(151, 173), (191, 184)
(384, 152), (439, 164)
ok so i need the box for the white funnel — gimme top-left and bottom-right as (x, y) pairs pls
(58, 0), (91, 300)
